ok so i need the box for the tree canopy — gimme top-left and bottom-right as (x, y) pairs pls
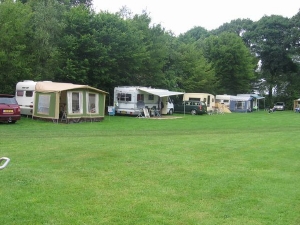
(0, 1), (299, 107)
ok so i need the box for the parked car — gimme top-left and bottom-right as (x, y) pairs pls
(273, 102), (285, 111)
(0, 94), (21, 123)
(174, 101), (207, 115)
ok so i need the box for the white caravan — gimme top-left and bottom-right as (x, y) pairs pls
(114, 86), (183, 116)
(15, 80), (53, 115)
(15, 80), (37, 115)
(215, 94), (232, 107)
(183, 93), (215, 111)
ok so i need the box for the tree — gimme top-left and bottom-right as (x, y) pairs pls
(244, 15), (298, 105)
(178, 26), (209, 43)
(202, 32), (257, 95)
(211, 18), (254, 37)
(0, 0), (32, 94)
(26, 0), (65, 81)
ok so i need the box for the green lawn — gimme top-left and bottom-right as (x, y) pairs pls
(1, 111), (300, 225)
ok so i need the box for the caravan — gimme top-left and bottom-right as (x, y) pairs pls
(15, 80), (54, 116)
(183, 93), (215, 111)
(15, 80), (37, 115)
(114, 86), (183, 116)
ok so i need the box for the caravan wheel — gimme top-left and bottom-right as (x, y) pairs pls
(169, 109), (173, 115)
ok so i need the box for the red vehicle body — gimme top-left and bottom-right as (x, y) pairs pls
(0, 94), (21, 123)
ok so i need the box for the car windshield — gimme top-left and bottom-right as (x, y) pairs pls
(276, 103), (284, 106)
(0, 97), (17, 104)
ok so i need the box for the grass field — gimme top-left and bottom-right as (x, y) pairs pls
(1, 111), (300, 225)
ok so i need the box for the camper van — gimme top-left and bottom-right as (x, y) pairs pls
(114, 86), (183, 116)
(15, 80), (37, 115)
(183, 93), (215, 111)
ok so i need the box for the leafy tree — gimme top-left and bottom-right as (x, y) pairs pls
(25, 0), (65, 81)
(212, 18), (254, 37)
(0, 0), (32, 94)
(244, 15), (298, 105)
(18, 0), (92, 7)
(57, 5), (95, 84)
(202, 32), (257, 95)
(178, 26), (210, 43)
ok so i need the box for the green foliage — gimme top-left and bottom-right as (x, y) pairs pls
(212, 18), (254, 37)
(0, 0), (32, 93)
(26, 0), (65, 81)
(0, 1), (299, 101)
(172, 41), (216, 93)
(178, 26), (210, 43)
(203, 32), (257, 94)
(244, 15), (299, 105)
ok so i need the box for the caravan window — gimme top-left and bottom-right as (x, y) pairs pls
(137, 94), (144, 101)
(189, 98), (200, 101)
(118, 93), (131, 101)
(235, 101), (245, 109)
(17, 91), (24, 97)
(87, 93), (98, 113)
(67, 91), (83, 114)
(26, 91), (33, 97)
(148, 95), (154, 100)
(72, 92), (80, 113)
(37, 94), (50, 114)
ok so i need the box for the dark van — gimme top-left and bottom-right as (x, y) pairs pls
(174, 101), (207, 115)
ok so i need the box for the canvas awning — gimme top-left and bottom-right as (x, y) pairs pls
(230, 96), (253, 101)
(250, 94), (265, 100)
(237, 94), (264, 100)
(35, 82), (108, 94)
(138, 88), (184, 97)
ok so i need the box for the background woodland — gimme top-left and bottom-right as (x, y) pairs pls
(0, 0), (299, 107)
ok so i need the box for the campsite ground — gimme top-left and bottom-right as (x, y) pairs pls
(1, 111), (300, 224)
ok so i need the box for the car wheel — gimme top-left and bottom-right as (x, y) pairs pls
(169, 109), (173, 115)
(191, 109), (197, 115)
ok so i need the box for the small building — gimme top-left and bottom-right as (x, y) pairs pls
(32, 82), (108, 123)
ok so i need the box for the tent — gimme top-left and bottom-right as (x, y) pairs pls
(229, 96), (253, 112)
(237, 94), (265, 110)
(32, 82), (108, 123)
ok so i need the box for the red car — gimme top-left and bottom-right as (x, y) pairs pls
(0, 94), (21, 123)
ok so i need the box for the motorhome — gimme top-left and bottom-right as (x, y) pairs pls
(114, 86), (183, 116)
(183, 93), (215, 111)
(15, 80), (37, 115)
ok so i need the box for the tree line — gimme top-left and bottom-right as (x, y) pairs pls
(0, 0), (299, 108)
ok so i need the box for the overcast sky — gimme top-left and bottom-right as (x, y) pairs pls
(92, 0), (299, 35)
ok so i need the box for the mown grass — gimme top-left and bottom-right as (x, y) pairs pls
(0, 111), (300, 225)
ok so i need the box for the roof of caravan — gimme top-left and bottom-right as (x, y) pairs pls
(138, 87), (184, 97)
(35, 82), (108, 94)
(237, 94), (265, 99)
(230, 96), (253, 101)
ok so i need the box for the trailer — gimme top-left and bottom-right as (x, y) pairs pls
(15, 80), (37, 115)
(183, 93), (215, 111)
(114, 86), (183, 116)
